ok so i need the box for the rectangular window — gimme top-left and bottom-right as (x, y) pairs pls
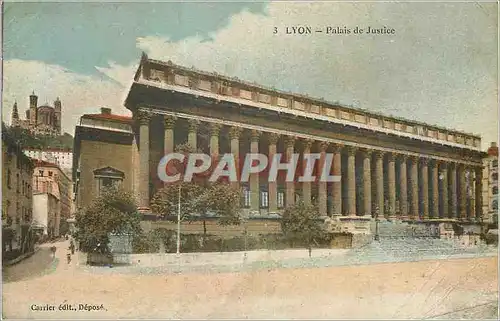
(243, 188), (251, 208)
(48, 171), (53, 177)
(277, 191), (285, 209)
(7, 169), (11, 189)
(97, 177), (121, 196)
(39, 170), (44, 177)
(260, 191), (269, 208)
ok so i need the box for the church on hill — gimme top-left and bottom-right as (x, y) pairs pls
(11, 91), (62, 136)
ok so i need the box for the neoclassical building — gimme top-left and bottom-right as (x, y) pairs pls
(115, 53), (485, 226)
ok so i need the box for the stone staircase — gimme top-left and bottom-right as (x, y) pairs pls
(374, 219), (438, 238)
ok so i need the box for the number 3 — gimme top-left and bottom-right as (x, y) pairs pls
(273, 27), (278, 34)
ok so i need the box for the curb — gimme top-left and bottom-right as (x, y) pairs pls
(3, 247), (40, 267)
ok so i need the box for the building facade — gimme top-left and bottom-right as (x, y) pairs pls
(125, 54), (484, 220)
(482, 142), (498, 224)
(74, 54), (486, 235)
(32, 160), (73, 236)
(24, 148), (73, 170)
(73, 108), (133, 210)
(2, 126), (35, 251)
(33, 189), (60, 238)
(11, 92), (62, 136)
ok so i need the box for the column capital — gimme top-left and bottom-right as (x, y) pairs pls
(420, 157), (429, 166)
(318, 141), (329, 152)
(284, 136), (296, 148)
(397, 154), (408, 162)
(164, 115), (177, 129)
(387, 153), (396, 162)
(229, 126), (242, 140)
(250, 129), (261, 142)
(210, 123), (222, 136)
(188, 119), (200, 132)
(331, 144), (343, 153)
(346, 146), (357, 156)
(373, 151), (385, 160)
(136, 110), (152, 125)
(360, 148), (372, 158)
(302, 138), (314, 150)
(428, 158), (440, 167)
(268, 133), (280, 145)
(408, 155), (419, 164)
(439, 161), (448, 170)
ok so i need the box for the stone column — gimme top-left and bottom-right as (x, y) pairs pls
(387, 153), (396, 218)
(430, 160), (439, 219)
(187, 119), (199, 149)
(409, 156), (419, 219)
(374, 151), (384, 217)
(362, 149), (372, 217)
(284, 136), (296, 207)
(475, 166), (483, 221)
(250, 130), (261, 214)
(302, 139), (314, 205)
(398, 155), (408, 218)
(421, 158), (429, 220)
(209, 123), (222, 160)
(346, 146), (356, 216)
(458, 164), (467, 220)
(164, 116), (176, 155)
(449, 163), (458, 219)
(318, 142), (329, 216)
(137, 110), (151, 210)
(268, 133), (279, 213)
(331, 144), (342, 216)
(468, 167), (475, 221)
(229, 127), (242, 189)
(440, 162), (449, 219)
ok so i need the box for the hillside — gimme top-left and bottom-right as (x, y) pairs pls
(4, 125), (73, 150)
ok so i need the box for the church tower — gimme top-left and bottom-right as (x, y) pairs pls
(54, 97), (62, 135)
(29, 91), (38, 127)
(11, 102), (19, 127)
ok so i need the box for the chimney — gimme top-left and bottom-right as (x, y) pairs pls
(488, 142), (498, 157)
(101, 107), (112, 115)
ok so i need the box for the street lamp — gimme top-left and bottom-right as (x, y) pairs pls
(374, 206), (380, 241)
(176, 184), (181, 256)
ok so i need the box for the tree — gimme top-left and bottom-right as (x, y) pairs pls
(151, 142), (243, 236)
(75, 187), (141, 254)
(281, 201), (327, 257)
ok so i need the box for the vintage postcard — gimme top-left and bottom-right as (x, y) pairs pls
(2, 1), (498, 319)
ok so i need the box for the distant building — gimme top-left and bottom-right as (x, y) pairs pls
(2, 125), (35, 252)
(11, 91), (62, 136)
(23, 148), (73, 170)
(32, 160), (73, 237)
(482, 142), (498, 224)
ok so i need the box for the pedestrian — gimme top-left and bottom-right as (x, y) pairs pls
(50, 246), (57, 259)
(66, 252), (71, 264)
(69, 240), (75, 255)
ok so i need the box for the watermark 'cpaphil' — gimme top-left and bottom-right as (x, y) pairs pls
(157, 153), (341, 183)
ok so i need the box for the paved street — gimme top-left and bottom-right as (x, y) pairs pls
(3, 246), (58, 283)
(2, 239), (498, 319)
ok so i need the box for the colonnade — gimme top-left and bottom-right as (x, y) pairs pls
(136, 111), (482, 221)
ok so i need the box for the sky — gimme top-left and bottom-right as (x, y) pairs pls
(2, 1), (498, 149)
